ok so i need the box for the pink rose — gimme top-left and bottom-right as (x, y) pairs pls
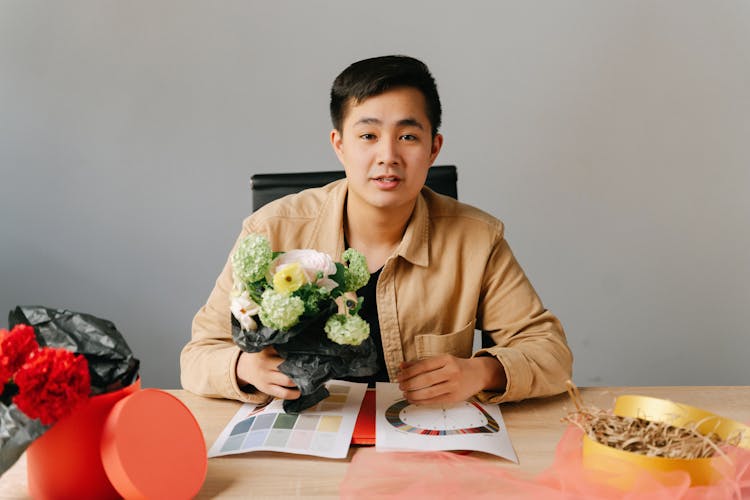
(269, 249), (337, 285)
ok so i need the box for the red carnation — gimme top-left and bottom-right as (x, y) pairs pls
(0, 324), (39, 391)
(13, 347), (91, 425)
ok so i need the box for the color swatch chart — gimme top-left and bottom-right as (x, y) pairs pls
(208, 380), (367, 459)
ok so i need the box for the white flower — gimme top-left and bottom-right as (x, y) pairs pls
(268, 249), (337, 285)
(230, 291), (260, 331)
(231, 279), (246, 295)
(316, 277), (339, 292)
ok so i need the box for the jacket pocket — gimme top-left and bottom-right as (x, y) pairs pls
(414, 320), (476, 360)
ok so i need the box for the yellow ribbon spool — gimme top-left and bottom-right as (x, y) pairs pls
(581, 395), (749, 488)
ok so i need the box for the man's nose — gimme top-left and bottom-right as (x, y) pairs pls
(377, 137), (400, 165)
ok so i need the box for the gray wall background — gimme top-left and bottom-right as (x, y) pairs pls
(2, 1), (748, 390)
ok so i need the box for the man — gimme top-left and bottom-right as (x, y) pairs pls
(181, 55), (572, 406)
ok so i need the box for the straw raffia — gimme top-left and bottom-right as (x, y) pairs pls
(563, 381), (739, 460)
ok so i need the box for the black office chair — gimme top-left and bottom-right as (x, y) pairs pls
(250, 165), (458, 211)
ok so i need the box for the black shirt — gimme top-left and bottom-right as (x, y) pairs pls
(341, 267), (389, 387)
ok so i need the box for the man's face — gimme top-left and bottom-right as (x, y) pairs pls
(330, 87), (443, 214)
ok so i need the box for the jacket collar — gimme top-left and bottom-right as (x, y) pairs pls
(308, 179), (430, 268)
(396, 192), (430, 268)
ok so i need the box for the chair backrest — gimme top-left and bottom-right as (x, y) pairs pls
(250, 165), (457, 211)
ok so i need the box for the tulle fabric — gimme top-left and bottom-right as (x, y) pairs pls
(340, 425), (750, 499)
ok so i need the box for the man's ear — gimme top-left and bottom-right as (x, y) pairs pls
(429, 133), (444, 164)
(330, 129), (345, 164)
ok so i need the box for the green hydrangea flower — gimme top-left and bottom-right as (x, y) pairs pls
(298, 283), (330, 316)
(342, 248), (370, 292)
(232, 234), (272, 283)
(324, 314), (370, 346)
(258, 289), (305, 331)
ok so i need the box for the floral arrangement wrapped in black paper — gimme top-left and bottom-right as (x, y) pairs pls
(230, 233), (377, 413)
(0, 306), (139, 476)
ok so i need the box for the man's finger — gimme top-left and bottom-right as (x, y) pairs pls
(404, 381), (452, 404)
(267, 371), (297, 389)
(268, 385), (301, 400)
(399, 356), (446, 381)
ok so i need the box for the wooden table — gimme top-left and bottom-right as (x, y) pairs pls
(1, 386), (748, 498)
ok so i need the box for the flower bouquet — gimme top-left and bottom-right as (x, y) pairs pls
(0, 306), (139, 477)
(230, 233), (378, 413)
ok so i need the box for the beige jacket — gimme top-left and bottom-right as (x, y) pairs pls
(180, 179), (572, 404)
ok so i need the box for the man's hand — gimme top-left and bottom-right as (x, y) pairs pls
(397, 355), (507, 405)
(236, 347), (301, 400)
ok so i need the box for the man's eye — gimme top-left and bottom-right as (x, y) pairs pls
(360, 134), (376, 140)
(400, 134), (417, 141)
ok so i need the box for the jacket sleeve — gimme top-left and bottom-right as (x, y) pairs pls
(473, 230), (573, 404)
(179, 219), (271, 404)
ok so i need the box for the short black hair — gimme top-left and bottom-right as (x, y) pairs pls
(330, 55), (442, 137)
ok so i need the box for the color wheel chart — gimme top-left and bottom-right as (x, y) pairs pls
(375, 382), (518, 462)
(209, 380), (367, 459)
(385, 399), (500, 435)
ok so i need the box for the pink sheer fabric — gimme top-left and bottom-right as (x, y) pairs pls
(341, 426), (750, 499)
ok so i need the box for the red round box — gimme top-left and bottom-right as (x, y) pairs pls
(26, 381), (207, 499)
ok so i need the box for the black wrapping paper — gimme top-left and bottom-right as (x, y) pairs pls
(231, 303), (377, 413)
(8, 306), (140, 395)
(0, 404), (47, 476)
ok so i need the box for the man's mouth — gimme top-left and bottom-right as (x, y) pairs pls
(371, 175), (402, 190)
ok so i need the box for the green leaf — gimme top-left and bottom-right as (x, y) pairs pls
(329, 262), (347, 297)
